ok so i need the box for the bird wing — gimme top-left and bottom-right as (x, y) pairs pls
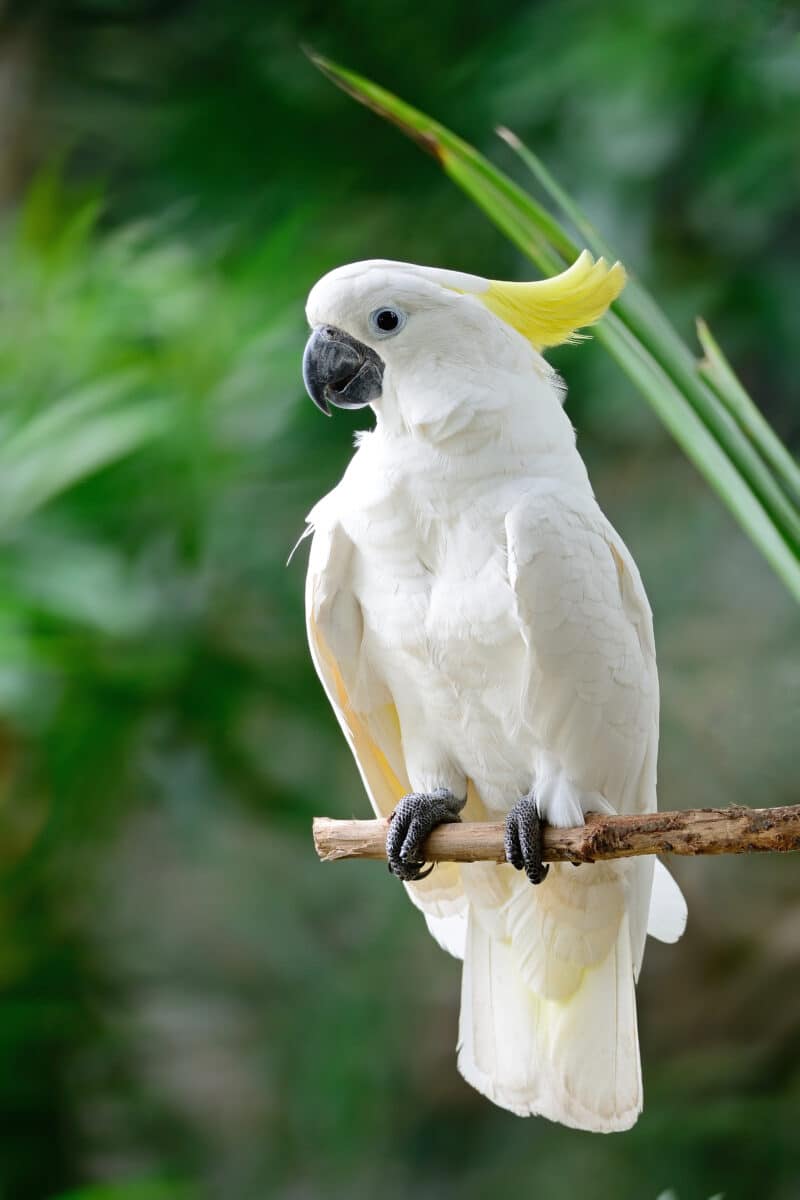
(505, 486), (659, 819)
(305, 509), (467, 937)
(502, 486), (668, 981)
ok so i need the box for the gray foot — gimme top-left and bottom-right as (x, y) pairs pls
(505, 796), (550, 885)
(387, 789), (465, 881)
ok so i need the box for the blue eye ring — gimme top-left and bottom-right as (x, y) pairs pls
(368, 306), (407, 337)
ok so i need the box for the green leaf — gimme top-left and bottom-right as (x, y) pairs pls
(697, 317), (800, 507)
(597, 315), (800, 602)
(52, 1180), (190, 1200)
(308, 50), (572, 270)
(0, 378), (171, 530)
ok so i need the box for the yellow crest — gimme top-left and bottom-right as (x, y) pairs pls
(477, 250), (626, 351)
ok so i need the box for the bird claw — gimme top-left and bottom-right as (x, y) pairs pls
(505, 795), (550, 885)
(387, 789), (465, 882)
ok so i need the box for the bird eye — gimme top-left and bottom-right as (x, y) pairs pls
(368, 307), (406, 337)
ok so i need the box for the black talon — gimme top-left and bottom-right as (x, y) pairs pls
(386, 789), (465, 882)
(505, 795), (550, 885)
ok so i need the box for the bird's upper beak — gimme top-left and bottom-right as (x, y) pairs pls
(302, 326), (384, 416)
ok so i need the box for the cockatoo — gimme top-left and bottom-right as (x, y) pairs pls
(300, 252), (687, 1132)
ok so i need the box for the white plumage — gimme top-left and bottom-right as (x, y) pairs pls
(301, 257), (686, 1132)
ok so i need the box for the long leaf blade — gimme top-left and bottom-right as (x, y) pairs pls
(697, 318), (800, 507)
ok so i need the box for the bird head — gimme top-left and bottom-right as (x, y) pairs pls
(302, 253), (625, 428)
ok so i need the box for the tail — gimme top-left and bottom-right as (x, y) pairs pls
(457, 904), (642, 1132)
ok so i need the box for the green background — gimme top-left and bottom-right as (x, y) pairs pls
(0, 2), (798, 1197)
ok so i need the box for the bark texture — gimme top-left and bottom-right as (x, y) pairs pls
(313, 805), (800, 865)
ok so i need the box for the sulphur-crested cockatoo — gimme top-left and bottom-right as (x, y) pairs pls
(300, 253), (686, 1132)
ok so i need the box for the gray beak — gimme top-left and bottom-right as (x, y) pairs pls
(302, 326), (384, 416)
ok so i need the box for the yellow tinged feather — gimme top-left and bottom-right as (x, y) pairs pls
(310, 606), (468, 913)
(609, 542), (626, 583)
(477, 250), (626, 350)
(309, 611), (406, 809)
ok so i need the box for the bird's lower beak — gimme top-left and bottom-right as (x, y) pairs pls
(302, 326), (384, 416)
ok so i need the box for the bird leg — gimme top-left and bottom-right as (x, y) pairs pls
(505, 795), (550, 885)
(386, 789), (466, 881)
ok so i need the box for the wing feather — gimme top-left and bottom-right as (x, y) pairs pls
(305, 512), (466, 923)
(504, 490), (660, 980)
(505, 490), (658, 816)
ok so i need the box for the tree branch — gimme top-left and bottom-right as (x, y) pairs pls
(313, 805), (800, 865)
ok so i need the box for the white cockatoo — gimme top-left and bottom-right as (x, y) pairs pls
(300, 252), (687, 1132)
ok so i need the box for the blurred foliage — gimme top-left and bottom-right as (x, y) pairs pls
(0, 2), (797, 1199)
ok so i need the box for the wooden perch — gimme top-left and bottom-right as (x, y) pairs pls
(313, 804), (800, 865)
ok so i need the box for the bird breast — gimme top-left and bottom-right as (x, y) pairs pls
(340, 479), (526, 750)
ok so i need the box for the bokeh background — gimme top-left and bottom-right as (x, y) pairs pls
(0, 2), (798, 1198)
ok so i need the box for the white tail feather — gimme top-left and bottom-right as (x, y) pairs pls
(424, 910), (468, 959)
(457, 907), (642, 1131)
(647, 860), (688, 944)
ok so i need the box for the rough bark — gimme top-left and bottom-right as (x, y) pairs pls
(313, 805), (800, 865)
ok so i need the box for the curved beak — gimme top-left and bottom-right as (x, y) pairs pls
(302, 326), (384, 416)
